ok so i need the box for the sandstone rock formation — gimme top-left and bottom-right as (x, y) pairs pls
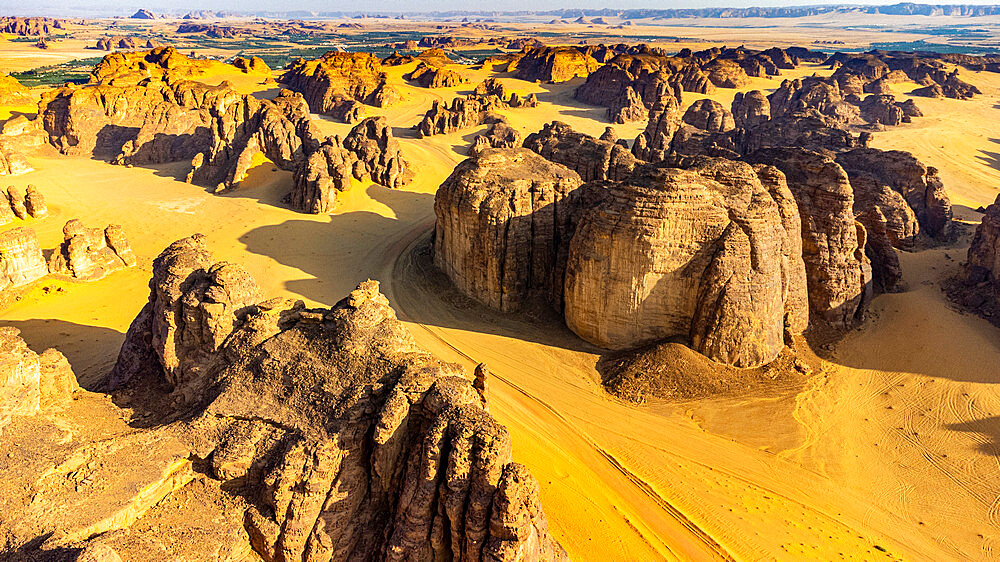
(469, 120), (522, 156)
(0, 16), (62, 36)
(0, 327), (77, 433)
(406, 62), (467, 88)
(835, 147), (952, 239)
(95, 36), (140, 51)
(39, 55), (410, 214)
(434, 149), (588, 312)
(281, 51), (399, 122)
(682, 99), (736, 132)
(231, 55), (269, 74)
(0, 73), (33, 107)
(0, 145), (32, 176)
(965, 195), (1000, 298)
(342, 116), (413, 188)
(523, 121), (638, 181)
(416, 79), (537, 137)
(83, 235), (566, 561)
(731, 90), (771, 128)
(563, 158), (808, 366)
(48, 220), (137, 281)
(746, 148), (872, 327)
(0, 226), (47, 291)
(505, 46), (600, 83)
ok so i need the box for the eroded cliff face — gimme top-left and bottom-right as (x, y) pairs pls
(433, 148), (586, 313)
(746, 148), (872, 328)
(3, 235), (566, 561)
(563, 158), (808, 367)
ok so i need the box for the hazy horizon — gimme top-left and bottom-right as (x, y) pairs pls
(6, 0), (1000, 18)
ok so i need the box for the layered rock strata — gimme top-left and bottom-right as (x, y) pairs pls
(0, 226), (47, 291)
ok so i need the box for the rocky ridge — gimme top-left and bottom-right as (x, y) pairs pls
(1, 235), (567, 560)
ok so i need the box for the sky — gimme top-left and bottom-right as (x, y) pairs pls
(4, 0), (1000, 17)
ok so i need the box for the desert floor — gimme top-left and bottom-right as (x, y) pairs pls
(3, 39), (1000, 560)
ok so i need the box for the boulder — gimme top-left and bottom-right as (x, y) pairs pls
(0, 327), (78, 432)
(47, 220), (137, 281)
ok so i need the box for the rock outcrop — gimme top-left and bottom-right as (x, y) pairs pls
(0, 327), (77, 433)
(406, 62), (467, 88)
(95, 235), (567, 560)
(746, 148), (871, 327)
(39, 57), (411, 214)
(0, 74), (33, 107)
(433, 148), (587, 312)
(505, 46), (600, 83)
(416, 79), (537, 137)
(469, 120), (522, 156)
(342, 116), (413, 188)
(835, 147), (952, 239)
(563, 158), (808, 366)
(682, 99), (736, 132)
(0, 16), (62, 36)
(0, 226), (47, 291)
(731, 90), (771, 128)
(966, 195), (1000, 291)
(281, 51), (399, 122)
(48, 220), (137, 281)
(523, 121), (638, 181)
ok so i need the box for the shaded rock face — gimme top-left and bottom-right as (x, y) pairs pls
(48, 220), (136, 281)
(342, 116), (414, 188)
(104, 237), (565, 561)
(433, 148), (586, 313)
(631, 96), (683, 162)
(835, 147), (952, 240)
(703, 58), (751, 88)
(858, 94), (915, 126)
(731, 90), (771, 128)
(523, 121), (638, 182)
(768, 77), (860, 124)
(0, 327), (78, 433)
(416, 79), (537, 137)
(746, 148), (872, 328)
(682, 99), (735, 132)
(108, 234), (261, 395)
(0, 226), (47, 292)
(506, 46), (601, 83)
(281, 51), (398, 122)
(967, 195), (1000, 291)
(563, 159), (808, 367)
(406, 62), (467, 88)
